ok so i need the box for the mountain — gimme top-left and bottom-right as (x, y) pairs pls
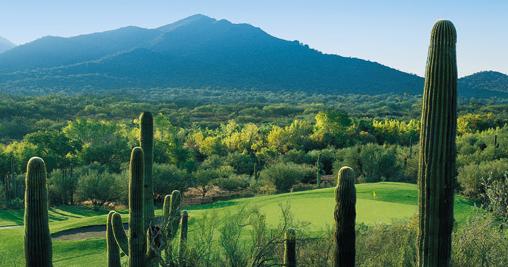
(458, 71), (508, 97)
(0, 36), (15, 54)
(0, 14), (506, 98)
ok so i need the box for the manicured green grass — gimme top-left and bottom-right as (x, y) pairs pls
(0, 182), (480, 266)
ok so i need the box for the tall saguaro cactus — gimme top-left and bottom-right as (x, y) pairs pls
(24, 157), (52, 267)
(110, 147), (146, 266)
(417, 20), (457, 267)
(128, 147), (145, 267)
(333, 166), (356, 267)
(283, 228), (296, 267)
(140, 112), (154, 227)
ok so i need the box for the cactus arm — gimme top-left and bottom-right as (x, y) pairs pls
(178, 210), (189, 263)
(168, 190), (182, 237)
(107, 211), (122, 267)
(333, 166), (356, 267)
(283, 228), (296, 267)
(163, 194), (171, 219)
(24, 157), (52, 267)
(111, 212), (129, 256)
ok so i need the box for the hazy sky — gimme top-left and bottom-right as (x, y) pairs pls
(1, 0), (506, 77)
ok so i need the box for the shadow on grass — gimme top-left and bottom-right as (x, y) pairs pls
(0, 209), (24, 226)
(185, 200), (238, 210)
(1, 205), (110, 227)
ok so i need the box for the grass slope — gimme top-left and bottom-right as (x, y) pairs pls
(0, 182), (478, 266)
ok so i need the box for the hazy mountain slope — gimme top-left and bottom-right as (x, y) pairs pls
(458, 71), (508, 97)
(0, 36), (15, 54)
(0, 15), (506, 98)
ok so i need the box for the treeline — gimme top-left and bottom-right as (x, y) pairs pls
(1, 90), (507, 141)
(1, 104), (506, 218)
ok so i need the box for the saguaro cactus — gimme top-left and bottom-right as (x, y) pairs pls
(333, 166), (356, 267)
(179, 210), (189, 265)
(110, 147), (145, 266)
(417, 20), (457, 267)
(107, 211), (121, 267)
(24, 157), (52, 267)
(140, 112), (154, 227)
(316, 154), (321, 187)
(283, 228), (296, 267)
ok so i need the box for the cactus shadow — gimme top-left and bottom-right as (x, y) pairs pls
(186, 200), (238, 210)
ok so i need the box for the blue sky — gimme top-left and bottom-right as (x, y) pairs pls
(1, 0), (506, 76)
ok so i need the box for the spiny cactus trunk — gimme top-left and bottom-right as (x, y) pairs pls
(140, 112), (154, 227)
(316, 154), (321, 187)
(24, 157), (52, 267)
(333, 166), (356, 267)
(283, 228), (296, 267)
(417, 20), (457, 267)
(129, 147), (145, 267)
(178, 211), (189, 266)
(107, 211), (121, 267)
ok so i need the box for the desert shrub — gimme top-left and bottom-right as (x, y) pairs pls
(75, 168), (126, 204)
(225, 152), (255, 175)
(152, 163), (188, 196)
(456, 127), (508, 168)
(457, 158), (508, 200)
(211, 175), (250, 191)
(336, 144), (401, 183)
(356, 220), (417, 266)
(452, 213), (508, 266)
(282, 149), (308, 164)
(482, 172), (508, 219)
(48, 168), (79, 205)
(290, 183), (317, 192)
(259, 162), (315, 192)
(307, 148), (337, 174)
(250, 179), (277, 195)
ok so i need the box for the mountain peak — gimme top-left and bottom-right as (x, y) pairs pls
(157, 14), (217, 32)
(0, 36), (15, 53)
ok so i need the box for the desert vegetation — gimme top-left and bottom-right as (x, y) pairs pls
(0, 20), (507, 267)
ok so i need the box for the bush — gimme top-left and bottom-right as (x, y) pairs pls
(259, 162), (315, 192)
(452, 213), (508, 266)
(225, 152), (255, 175)
(75, 168), (126, 204)
(48, 169), (79, 205)
(290, 183), (317, 192)
(356, 219), (417, 266)
(336, 144), (401, 183)
(307, 148), (337, 175)
(152, 163), (188, 196)
(482, 172), (508, 219)
(211, 175), (250, 191)
(457, 158), (508, 200)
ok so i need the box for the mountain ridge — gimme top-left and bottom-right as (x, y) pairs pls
(0, 36), (15, 54)
(0, 15), (506, 98)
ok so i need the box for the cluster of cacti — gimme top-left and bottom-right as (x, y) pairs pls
(107, 147), (149, 266)
(105, 112), (188, 267)
(417, 20), (457, 267)
(283, 228), (296, 267)
(333, 166), (356, 267)
(24, 157), (52, 267)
